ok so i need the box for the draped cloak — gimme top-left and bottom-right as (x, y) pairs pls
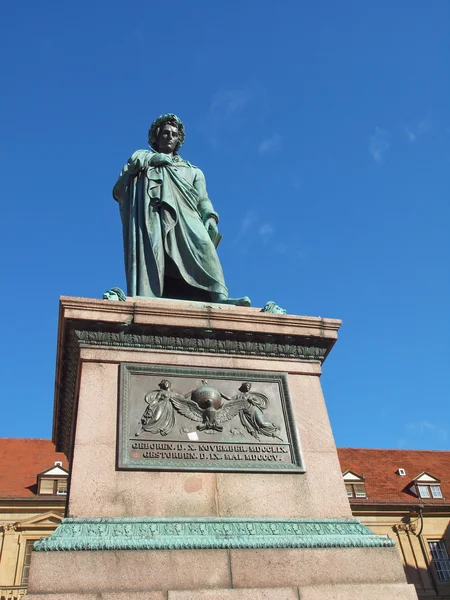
(113, 150), (228, 298)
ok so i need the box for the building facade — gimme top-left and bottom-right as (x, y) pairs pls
(1, 440), (449, 599)
(338, 448), (450, 599)
(0, 439), (68, 599)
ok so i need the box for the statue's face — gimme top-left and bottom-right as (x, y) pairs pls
(103, 290), (119, 301)
(157, 123), (179, 154)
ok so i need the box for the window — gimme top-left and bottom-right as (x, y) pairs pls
(39, 478), (55, 494)
(431, 485), (443, 499)
(418, 485), (431, 498)
(21, 540), (35, 585)
(57, 479), (68, 495)
(428, 540), (450, 582)
(417, 484), (443, 499)
(345, 483), (366, 498)
(38, 477), (68, 495)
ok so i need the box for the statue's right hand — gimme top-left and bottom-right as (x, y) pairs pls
(128, 158), (142, 174)
(150, 153), (173, 167)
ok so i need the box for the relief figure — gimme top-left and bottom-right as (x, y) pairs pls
(237, 382), (283, 441)
(135, 379), (283, 440)
(136, 379), (182, 437)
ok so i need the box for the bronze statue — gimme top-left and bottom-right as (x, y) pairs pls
(113, 114), (250, 306)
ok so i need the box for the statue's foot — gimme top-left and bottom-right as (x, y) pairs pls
(211, 294), (251, 307)
(223, 296), (251, 307)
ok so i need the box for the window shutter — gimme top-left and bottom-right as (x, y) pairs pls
(57, 479), (68, 494)
(21, 540), (35, 584)
(39, 478), (55, 494)
(354, 483), (366, 497)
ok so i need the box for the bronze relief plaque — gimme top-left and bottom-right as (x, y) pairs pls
(118, 364), (304, 472)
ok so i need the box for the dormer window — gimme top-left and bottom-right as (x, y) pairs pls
(413, 472), (443, 499)
(38, 476), (68, 495)
(343, 470), (367, 498)
(37, 463), (69, 496)
(418, 484), (443, 499)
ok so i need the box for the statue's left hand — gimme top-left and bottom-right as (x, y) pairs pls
(205, 217), (218, 236)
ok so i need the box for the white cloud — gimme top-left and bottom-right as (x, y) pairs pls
(405, 420), (448, 442)
(233, 211), (290, 253)
(405, 128), (417, 143)
(209, 89), (251, 120)
(238, 210), (258, 235)
(206, 88), (253, 149)
(233, 210), (259, 254)
(259, 223), (274, 244)
(369, 127), (390, 164)
(258, 133), (281, 154)
(405, 119), (432, 143)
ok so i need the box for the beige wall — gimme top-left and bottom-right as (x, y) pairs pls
(354, 508), (450, 599)
(0, 503), (64, 591)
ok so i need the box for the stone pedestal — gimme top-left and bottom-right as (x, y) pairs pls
(27, 297), (417, 599)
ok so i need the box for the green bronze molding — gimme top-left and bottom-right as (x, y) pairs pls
(34, 517), (395, 551)
(74, 329), (328, 361)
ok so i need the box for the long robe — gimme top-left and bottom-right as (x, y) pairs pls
(238, 392), (282, 441)
(139, 389), (176, 436)
(113, 150), (228, 298)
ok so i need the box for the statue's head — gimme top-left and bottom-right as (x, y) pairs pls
(148, 114), (185, 154)
(262, 301), (286, 315)
(158, 379), (172, 390)
(102, 287), (127, 301)
(239, 382), (252, 393)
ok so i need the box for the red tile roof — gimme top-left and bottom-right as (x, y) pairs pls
(1, 439), (448, 505)
(337, 448), (450, 505)
(0, 439), (68, 499)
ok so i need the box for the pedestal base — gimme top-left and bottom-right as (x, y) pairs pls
(30, 297), (417, 600)
(28, 546), (416, 599)
(28, 584), (418, 600)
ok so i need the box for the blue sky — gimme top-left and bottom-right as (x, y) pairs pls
(1, 1), (449, 450)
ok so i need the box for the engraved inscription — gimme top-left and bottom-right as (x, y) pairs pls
(131, 441), (291, 463)
(118, 365), (304, 473)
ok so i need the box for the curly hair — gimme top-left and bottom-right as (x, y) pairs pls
(148, 113), (185, 153)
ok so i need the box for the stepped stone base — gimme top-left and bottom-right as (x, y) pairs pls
(28, 546), (416, 599)
(28, 583), (418, 600)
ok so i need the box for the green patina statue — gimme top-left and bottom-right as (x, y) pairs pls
(103, 287), (126, 301)
(113, 114), (250, 306)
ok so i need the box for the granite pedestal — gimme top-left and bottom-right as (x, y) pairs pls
(27, 297), (417, 599)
